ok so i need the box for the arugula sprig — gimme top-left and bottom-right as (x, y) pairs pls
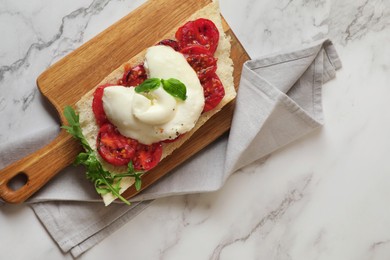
(62, 106), (145, 205)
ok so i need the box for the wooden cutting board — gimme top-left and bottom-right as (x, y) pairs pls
(0, 0), (250, 204)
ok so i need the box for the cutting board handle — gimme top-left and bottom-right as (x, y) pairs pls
(0, 130), (81, 204)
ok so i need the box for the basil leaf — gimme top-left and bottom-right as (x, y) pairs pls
(161, 78), (187, 101)
(135, 78), (161, 93)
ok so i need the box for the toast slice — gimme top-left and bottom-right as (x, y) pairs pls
(76, 1), (234, 205)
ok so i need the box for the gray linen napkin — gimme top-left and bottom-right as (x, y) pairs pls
(0, 39), (341, 257)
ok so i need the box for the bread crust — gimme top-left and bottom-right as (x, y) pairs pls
(76, 2), (234, 204)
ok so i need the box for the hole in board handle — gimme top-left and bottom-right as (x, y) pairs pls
(7, 172), (28, 191)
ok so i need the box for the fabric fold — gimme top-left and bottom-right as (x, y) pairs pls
(225, 39), (341, 173)
(32, 200), (152, 257)
(1, 39), (341, 257)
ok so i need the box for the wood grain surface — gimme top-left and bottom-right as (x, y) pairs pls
(0, 0), (250, 204)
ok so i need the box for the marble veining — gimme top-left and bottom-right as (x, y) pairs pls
(210, 173), (313, 260)
(1, 0), (390, 259)
(0, 0), (145, 144)
(329, 0), (389, 44)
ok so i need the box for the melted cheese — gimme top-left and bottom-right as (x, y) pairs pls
(102, 45), (205, 144)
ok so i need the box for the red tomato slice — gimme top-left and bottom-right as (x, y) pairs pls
(133, 142), (163, 171)
(175, 18), (219, 54)
(97, 123), (137, 166)
(92, 83), (115, 126)
(180, 45), (212, 56)
(181, 45), (217, 81)
(119, 64), (147, 87)
(201, 74), (225, 113)
(157, 39), (180, 51)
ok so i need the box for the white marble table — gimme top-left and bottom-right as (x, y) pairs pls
(1, 0), (390, 259)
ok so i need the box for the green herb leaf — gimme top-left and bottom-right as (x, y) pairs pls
(62, 106), (92, 152)
(62, 106), (149, 206)
(95, 185), (111, 195)
(63, 105), (79, 126)
(127, 161), (135, 173)
(135, 78), (161, 93)
(161, 78), (187, 101)
(75, 152), (89, 165)
(135, 178), (142, 191)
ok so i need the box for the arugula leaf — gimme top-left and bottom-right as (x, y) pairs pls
(62, 106), (146, 205)
(161, 78), (187, 101)
(63, 106), (92, 151)
(135, 78), (161, 93)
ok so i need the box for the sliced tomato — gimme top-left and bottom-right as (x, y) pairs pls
(180, 45), (212, 56)
(201, 74), (225, 113)
(97, 123), (137, 166)
(175, 18), (219, 54)
(133, 142), (163, 171)
(181, 45), (217, 81)
(92, 83), (115, 126)
(119, 64), (147, 87)
(157, 39), (180, 51)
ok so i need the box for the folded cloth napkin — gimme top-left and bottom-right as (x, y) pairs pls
(0, 39), (341, 257)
